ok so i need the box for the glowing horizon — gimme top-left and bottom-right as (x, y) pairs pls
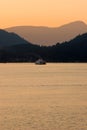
(0, 0), (87, 29)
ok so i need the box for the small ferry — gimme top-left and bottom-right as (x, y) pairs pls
(35, 59), (46, 65)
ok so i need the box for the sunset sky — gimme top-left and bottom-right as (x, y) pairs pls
(0, 0), (87, 28)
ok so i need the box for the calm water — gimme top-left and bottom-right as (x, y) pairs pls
(0, 63), (87, 130)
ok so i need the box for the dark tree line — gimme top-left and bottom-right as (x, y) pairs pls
(0, 32), (87, 62)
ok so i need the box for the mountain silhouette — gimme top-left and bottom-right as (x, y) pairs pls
(5, 21), (87, 46)
(0, 29), (87, 62)
(0, 29), (32, 47)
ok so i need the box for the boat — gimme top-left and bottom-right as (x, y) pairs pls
(35, 59), (46, 65)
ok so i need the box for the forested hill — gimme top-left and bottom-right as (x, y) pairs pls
(0, 29), (87, 62)
(0, 29), (34, 47)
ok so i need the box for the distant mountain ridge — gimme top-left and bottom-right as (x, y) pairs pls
(5, 21), (87, 46)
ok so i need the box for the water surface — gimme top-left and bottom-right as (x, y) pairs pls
(0, 63), (87, 130)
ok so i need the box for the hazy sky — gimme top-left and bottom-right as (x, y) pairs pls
(0, 0), (87, 28)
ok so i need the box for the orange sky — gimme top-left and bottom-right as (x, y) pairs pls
(0, 0), (87, 28)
